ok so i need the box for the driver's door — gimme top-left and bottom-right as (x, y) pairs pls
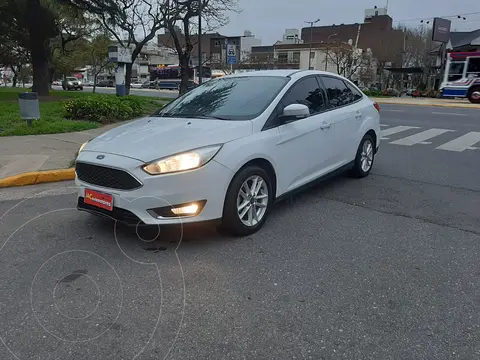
(269, 76), (335, 194)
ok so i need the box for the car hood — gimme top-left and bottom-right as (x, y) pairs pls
(84, 116), (253, 163)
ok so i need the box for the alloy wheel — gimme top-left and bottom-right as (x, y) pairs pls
(360, 139), (374, 172)
(236, 175), (269, 227)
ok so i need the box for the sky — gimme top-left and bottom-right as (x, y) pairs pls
(218, 0), (480, 45)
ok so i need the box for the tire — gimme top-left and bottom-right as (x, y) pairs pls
(79, 87), (83, 91)
(220, 166), (273, 236)
(468, 86), (480, 104)
(349, 134), (375, 178)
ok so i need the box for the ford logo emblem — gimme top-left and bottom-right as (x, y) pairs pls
(96, 155), (105, 160)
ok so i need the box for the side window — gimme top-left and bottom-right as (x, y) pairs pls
(280, 77), (326, 115)
(321, 76), (357, 108)
(344, 81), (363, 102)
(466, 58), (480, 77)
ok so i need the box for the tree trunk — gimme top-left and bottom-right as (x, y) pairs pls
(93, 73), (97, 93)
(125, 62), (133, 95)
(27, 0), (51, 96)
(179, 54), (190, 96)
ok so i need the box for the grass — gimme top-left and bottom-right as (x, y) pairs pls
(0, 87), (170, 137)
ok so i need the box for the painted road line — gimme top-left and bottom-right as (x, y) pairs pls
(380, 124), (389, 128)
(436, 132), (480, 152)
(380, 126), (420, 140)
(431, 112), (467, 116)
(390, 128), (455, 146)
(382, 109), (405, 112)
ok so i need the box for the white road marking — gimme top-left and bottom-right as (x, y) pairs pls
(382, 109), (405, 112)
(390, 128), (454, 146)
(436, 131), (480, 152)
(380, 124), (389, 127)
(431, 112), (467, 116)
(380, 126), (420, 140)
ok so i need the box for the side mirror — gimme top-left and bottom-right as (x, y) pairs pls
(279, 104), (310, 124)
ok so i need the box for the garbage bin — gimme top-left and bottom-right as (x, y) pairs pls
(18, 92), (40, 126)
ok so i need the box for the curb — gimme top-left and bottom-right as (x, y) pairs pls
(373, 99), (480, 109)
(0, 168), (75, 188)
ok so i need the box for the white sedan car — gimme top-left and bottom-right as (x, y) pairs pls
(76, 70), (380, 236)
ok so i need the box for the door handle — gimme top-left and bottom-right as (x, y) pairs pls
(355, 112), (363, 119)
(320, 122), (331, 130)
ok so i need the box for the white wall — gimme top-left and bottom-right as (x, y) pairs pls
(299, 49), (337, 73)
(241, 36), (262, 61)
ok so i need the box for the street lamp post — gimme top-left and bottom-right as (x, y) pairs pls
(198, 0), (203, 84)
(305, 18), (320, 70)
(325, 33), (337, 71)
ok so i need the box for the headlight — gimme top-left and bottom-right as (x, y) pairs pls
(142, 145), (222, 175)
(79, 141), (89, 153)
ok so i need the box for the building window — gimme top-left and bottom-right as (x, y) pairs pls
(310, 52), (315, 59)
(278, 53), (288, 63)
(214, 40), (221, 47)
(293, 52), (300, 63)
(211, 53), (221, 63)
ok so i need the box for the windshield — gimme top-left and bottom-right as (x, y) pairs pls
(154, 76), (290, 120)
(66, 77), (78, 81)
(447, 62), (465, 81)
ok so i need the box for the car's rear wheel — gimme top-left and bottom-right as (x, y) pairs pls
(350, 134), (375, 178)
(220, 166), (272, 236)
(468, 86), (480, 104)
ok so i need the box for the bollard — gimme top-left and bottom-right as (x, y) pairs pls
(18, 92), (40, 126)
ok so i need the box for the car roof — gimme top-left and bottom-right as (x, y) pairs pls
(225, 69), (346, 80)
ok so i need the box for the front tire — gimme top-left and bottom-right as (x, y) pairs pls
(468, 86), (480, 104)
(220, 166), (272, 236)
(350, 134), (375, 178)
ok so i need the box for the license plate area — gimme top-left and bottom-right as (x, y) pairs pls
(84, 189), (113, 211)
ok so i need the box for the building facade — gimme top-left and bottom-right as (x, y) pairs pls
(301, 13), (404, 67)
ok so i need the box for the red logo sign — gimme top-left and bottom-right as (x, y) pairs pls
(85, 189), (113, 211)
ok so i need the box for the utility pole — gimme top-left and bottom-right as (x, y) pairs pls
(305, 18), (320, 70)
(198, 0), (203, 84)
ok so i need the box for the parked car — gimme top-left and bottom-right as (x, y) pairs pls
(62, 77), (83, 91)
(53, 80), (61, 86)
(130, 81), (144, 89)
(96, 80), (114, 87)
(141, 80), (156, 89)
(76, 70), (380, 236)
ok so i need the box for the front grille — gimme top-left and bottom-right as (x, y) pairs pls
(75, 162), (142, 190)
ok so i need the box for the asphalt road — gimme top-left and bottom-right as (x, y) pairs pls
(52, 85), (179, 99)
(1, 105), (479, 359)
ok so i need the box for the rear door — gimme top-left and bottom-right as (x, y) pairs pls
(318, 75), (364, 165)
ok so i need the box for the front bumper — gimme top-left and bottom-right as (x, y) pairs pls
(75, 151), (234, 225)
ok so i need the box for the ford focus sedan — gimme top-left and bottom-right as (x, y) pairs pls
(76, 70), (380, 236)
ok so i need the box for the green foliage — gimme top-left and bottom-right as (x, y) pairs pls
(63, 95), (151, 123)
(362, 90), (383, 97)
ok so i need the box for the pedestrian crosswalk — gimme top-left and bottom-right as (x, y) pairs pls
(380, 124), (480, 152)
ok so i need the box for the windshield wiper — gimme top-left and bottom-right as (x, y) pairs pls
(153, 113), (231, 120)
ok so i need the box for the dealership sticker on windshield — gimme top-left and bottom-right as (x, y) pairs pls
(85, 189), (113, 211)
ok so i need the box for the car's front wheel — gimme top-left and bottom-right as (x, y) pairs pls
(221, 166), (272, 236)
(350, 134), (375, 178)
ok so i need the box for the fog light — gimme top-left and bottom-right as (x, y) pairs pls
(171, 203), (199, 215)
(147, 200), (206, 218)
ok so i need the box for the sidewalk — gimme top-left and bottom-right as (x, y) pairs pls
(372, 97), (480, 109)
(0, 122), (128, 180)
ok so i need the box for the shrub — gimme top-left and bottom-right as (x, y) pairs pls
(64, 95), (148, 123)
(362, 89), (383, 97)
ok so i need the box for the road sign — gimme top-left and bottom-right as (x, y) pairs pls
(226, 44), (237, 65)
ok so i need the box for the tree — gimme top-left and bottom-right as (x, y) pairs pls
(162, 0), (239, 95)
(66, 0), (167, 93)
(87, 34), (114, 92)
(0, 0), (59, 95)
(326, 42), (371, 80)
